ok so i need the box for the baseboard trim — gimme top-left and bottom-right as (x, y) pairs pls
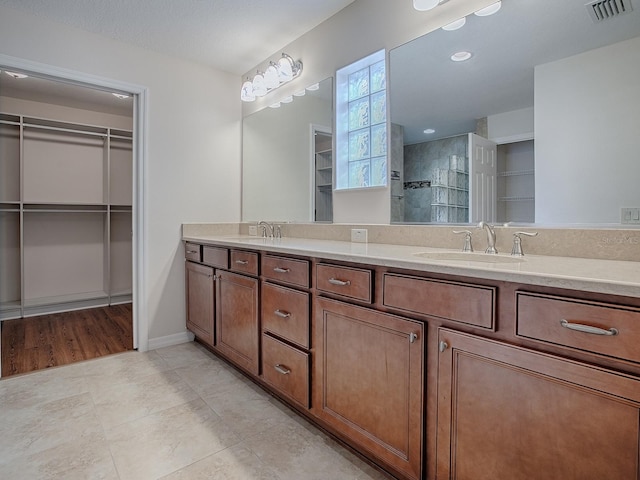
(148, 331), (194, 350)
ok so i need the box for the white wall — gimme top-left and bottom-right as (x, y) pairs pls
(535, 36), (640, 225)
(488, 107), (534, 144)
(242, 0), (494, 224)
(0, 6), (241, 344)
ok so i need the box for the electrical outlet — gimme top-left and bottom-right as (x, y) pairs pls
(621, 208), (640, 224)
(248, 225), (258, 236)
(351, 228), (368, 243)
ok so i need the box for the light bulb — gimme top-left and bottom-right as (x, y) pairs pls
(277, 55), (294, 82)
(240, 80), (255, 102)
(413, 0), (440, 11)
(474, 1), (501, 16)
(264, 64), (279, 89)
(252, 73), (267, 96)
(442, 17), (466, 31)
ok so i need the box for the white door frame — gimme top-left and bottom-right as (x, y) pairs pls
(0, 53), (149, 353)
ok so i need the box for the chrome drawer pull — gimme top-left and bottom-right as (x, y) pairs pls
(273, 267), (290, 273)
(274, 309), (291, 318)
(560, 319), (619, 336)
(235, 259), (249, 265)
(328, 278), (351, 286)
(186, 250), (198, 254)
(274, 364), (291, 375)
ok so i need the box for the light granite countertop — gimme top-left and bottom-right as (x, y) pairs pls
(182, 234), (640, 298)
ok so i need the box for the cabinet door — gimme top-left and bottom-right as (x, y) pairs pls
(436, 328), (640, 480)
(215, 270), (259, 375)
(185, 261), (214, 346)
(313, 297), (424, 480)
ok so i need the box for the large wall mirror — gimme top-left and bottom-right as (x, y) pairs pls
(242, 77), (333, 222)
(390, 0), (640, 226)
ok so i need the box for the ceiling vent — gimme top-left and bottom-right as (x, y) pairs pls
(586, 0), (633, 22)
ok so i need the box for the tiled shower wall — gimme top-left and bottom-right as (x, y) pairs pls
(401, 134), (468, 223)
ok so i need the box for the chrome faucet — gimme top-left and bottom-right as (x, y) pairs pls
(477, 221), (497, 254)
(258, 221), (274, 238)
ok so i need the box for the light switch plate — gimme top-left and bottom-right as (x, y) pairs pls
(351, 228), (368, 243)
(621, 208), (640, 224)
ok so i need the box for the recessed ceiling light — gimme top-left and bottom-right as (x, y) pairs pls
(442, 17), (466, 31)
(423, 128), (436, 134)
(451, 51), (473, 62)
(474, 1), (502, 17)
(306, 83), (320, 91)
(112, 93), (130, 99)
(293, 90), (306, 97)
(5, 71), (28, 79)
(281, 96), (294, 104)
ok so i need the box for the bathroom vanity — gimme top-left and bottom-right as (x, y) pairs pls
(182, 231), (640, 480)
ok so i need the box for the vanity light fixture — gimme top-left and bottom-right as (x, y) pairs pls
(281, 95), (294, 104)
(293, 89), (306, 97)
(306, 83), (320, 91)
(442, 17), (466, 30)
(240, 52), (303, 102)
(474, 1), (502, 16)
(5, 71), (28, 79)
(451, 51), (473, 62)
(413, 0), (440, 11)
(112, 93), (130, 99)
(269, 102), (281, 108)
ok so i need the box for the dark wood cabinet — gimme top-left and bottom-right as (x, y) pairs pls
(436, 328), (640, 480)
(185, 261), (215, 346)
(215, 269), (260, 375)
(313, 296), (424, 480)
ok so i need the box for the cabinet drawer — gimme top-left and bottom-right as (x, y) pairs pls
(261, 333), (310, 408)
(202, 245), (228, 268)
(262, 255), (310, 288)
(230, 250), (258, 276)
(316, 263), (372, 303)
(382, 273), (495, 329)
(262, 283), (310, 348)
(516, 292), (640, 364)
(184, 242), (201, 262)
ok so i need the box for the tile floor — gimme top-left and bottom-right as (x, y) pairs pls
(0, 341), (391, 480)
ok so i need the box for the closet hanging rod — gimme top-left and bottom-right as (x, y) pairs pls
(23, 123), (108, 138)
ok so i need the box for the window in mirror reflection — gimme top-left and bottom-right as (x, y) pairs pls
(336, 49), (388, 189)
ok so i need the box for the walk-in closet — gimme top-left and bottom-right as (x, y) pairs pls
(0, 72), (134, 375)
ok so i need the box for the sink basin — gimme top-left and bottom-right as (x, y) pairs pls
(413, 251), (525, 264)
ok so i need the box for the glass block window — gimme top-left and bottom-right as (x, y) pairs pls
(336, 50), (387, 189)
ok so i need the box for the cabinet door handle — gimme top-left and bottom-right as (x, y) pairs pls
(274, 364), (291, 375)
(328, 278), (351, 286)
(186, 250), (198, 254)
(439, 341), (449, 352)
(273, 267), (290, 273)
(409, 332), (418, 343)
(274, 309), (291, 318)
(560, 319), (618, 336)
(235, 259), (249, 265)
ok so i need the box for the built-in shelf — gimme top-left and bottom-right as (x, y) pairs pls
(499, 196), (535, 202)
(0, 111), (133, 320)
(498, 169), (535, 177)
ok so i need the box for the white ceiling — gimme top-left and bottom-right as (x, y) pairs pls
(0, 0), (356, 116)
(0, 0), (356, 75)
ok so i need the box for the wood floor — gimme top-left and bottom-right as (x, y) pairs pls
(1, 303), (133, 377)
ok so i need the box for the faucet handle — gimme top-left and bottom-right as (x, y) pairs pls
(453, 230), (474, 252)
(274, 225), (282, 238)
(511, 231), (538, 257)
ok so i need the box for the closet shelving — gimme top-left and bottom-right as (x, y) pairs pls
(496, 140), (535, 223)
(0, 112), (132, 320)
(314, 132), (333, 222)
